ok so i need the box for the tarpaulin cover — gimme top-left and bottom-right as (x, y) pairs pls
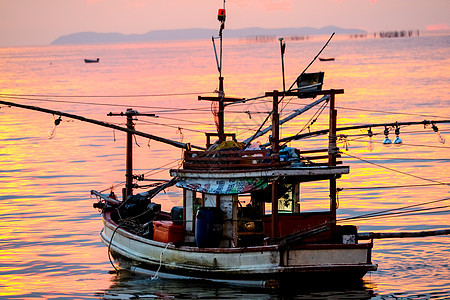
(176, 177), (268, 194)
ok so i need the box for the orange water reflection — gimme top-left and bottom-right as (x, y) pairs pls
(0, 36), (449, 297)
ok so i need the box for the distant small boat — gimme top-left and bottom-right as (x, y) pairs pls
(319, 57), (335, 61)
(84, 58), (99, 63)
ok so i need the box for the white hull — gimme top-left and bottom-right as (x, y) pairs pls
(101, 212), (377, 288)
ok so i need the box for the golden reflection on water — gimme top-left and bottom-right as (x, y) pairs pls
(0, 36), (449, 298)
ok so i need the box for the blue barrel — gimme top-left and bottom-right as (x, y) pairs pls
(195, 207), (223, 248)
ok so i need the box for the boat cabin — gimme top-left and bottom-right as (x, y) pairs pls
(166, 89), (352, 248)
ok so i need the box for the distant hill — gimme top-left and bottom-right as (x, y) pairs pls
(51, 26), (367, 45)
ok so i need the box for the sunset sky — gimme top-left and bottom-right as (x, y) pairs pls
(0, 0), (449, 47)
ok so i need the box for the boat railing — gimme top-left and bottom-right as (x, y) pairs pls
(183, 148), (342, 170)
(298, 148), (342, 166)
(183, 149), (289, 170)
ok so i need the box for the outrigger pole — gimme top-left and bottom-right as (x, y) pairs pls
(273, 119), (450, 145)
(0, 99), (205, 151)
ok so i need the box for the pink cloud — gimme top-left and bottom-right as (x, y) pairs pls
(333, 0), (379, 3)
(426, 23), (450, 31)
(260, 0), (291, 11)
(233, 0), (291, 11)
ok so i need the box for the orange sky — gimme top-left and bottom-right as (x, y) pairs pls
(0, 0), (449, 47)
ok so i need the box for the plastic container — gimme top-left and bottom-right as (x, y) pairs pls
(153, 220), (184, 243)
(171, 206), (184, 225)
(195, 207), (223, 248)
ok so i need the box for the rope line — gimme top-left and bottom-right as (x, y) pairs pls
(340, 151), (450, 186)
(99, 159), (181, 193)
(151, 242), (171, 280)
(339, 183), (449, 190)
(282, 99), (329, 147)
(0, 91), (213, 98)
(137, 119), (208, 134)
(339, 207), (450, 223)
(0, 94), (213, 113)
(338, 197), (450, 223)
(337, 105), (449, 119)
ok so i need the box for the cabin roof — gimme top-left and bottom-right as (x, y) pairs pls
(170, 165), (349, 180)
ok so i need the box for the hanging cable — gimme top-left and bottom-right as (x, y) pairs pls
(281, 99), (328, 147)
(0, 94), (213, 113)
(340, 151), (450, 186)
(339, 206), (450, 223)
(339, 183), (448, 190)
(137, 119), (208, 134)
(99, 159), (182, 193)
(245, 33), (335, 146)
(338, 197), (450, 223)
(337, 105), (449, 119)
(0, 91), (214, 98)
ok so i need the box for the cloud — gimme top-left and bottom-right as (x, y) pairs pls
(332, 0), (379, 3)
(233, 0), (291, 11)
(426, 23), (450, 31)
(260, 0), (291, 11)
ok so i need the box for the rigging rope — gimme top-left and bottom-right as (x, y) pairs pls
(281, 99), (329, 147)
(137, 119), (208, 134)
(99, 159), (181, 193)
(338, 197), (450, 223)
(340, 151), (450, 186)
(339, 183), (449, 190)
(339, 207), (450, 223)
(244, 33), (336, 146)
(337, 105), (449, 119)
(0, 94), (213, 113)
(0, 91), (213, 98)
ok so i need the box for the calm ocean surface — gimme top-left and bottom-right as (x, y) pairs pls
(0, 33), (449, 299)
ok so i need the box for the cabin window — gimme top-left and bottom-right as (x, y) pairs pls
(253, 183), (300, 214)
(278, 183), (297, 213)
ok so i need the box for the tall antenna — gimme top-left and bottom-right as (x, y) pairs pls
(279, 37), (286, 93)
(213, 0), (226, 78)
(199, 1), (244, 144)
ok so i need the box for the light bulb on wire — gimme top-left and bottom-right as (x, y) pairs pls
(432, 123), (445, 144)
(393, 125), (403, 147)
(367, 127), (374, 151)
(382, 126), (392, 147)
(48, 116), (62, 139)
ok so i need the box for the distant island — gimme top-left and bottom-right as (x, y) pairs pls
(51, 26), (367, 45)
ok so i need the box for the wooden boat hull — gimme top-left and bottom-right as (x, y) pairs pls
(101, 211), (377, 288)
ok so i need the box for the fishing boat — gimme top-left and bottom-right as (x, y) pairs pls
(84, 58), (99, 63)
(89, 7), (377, 289)
(91, 87), (378, 288)
(1, 4), (447, 291)
(319, 57), (335, 61)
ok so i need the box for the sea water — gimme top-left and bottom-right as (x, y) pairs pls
(0, 32), (449, 299)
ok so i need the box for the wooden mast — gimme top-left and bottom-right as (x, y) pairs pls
(108, 109), (158, 198)
(264, 89), (344, 238)
(328, 90), (339, 229)
(271, 90), (280, 238)
(125, 109), (135, 198)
